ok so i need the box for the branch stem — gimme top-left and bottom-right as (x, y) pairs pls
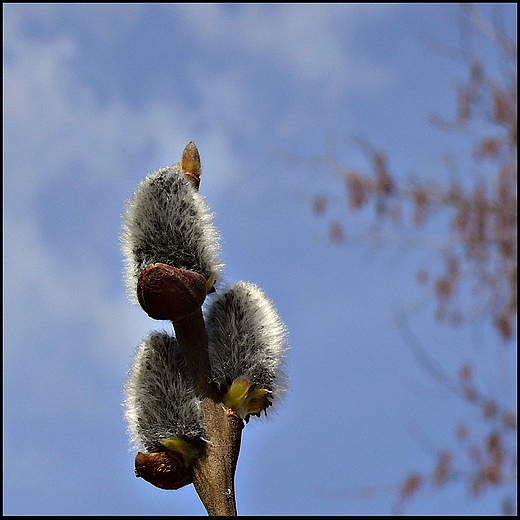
(173, 309), (215, 398)
(173, 309), (243, 516)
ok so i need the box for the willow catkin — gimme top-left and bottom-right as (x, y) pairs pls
(206, 281), (288, 413)
(123, 331), (205, 453)
(121, 163), (222, 303)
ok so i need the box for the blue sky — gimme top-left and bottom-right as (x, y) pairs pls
(4, 4), (516, 515)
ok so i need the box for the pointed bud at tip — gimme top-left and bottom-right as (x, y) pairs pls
(181, 141), (201, 190)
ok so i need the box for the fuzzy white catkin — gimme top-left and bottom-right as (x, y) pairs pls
(206, 281), (288, 406)
(123, 331), (205, 453)
(121, 164), (223, 303)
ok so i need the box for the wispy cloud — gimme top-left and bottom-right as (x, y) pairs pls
(175, 4), (394, 92)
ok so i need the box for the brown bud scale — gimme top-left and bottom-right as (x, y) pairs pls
(135, 450), (193, 490)
(137, 263), (207, 321)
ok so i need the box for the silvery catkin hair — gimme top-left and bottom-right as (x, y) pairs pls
(120, 164), (222, 303)
(206, 281), (288, 406)
(124, 331), (205, 453)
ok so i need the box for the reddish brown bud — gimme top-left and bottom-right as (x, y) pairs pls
(137, 263), (207, 322)
(433, 450), (452, 485)
(135, 450), (193, 490)
(458, 363), (473, 382)
(312, 196), (327, 215)
(455, 423), (469, 441)
(329, 220), (345, 242)
(399, 472), (423, 500)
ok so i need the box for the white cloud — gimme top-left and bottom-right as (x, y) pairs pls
(3, 3), (396, 407)
(4, 10), (241, 206)
(3, 9), (239, 390)
(4, 0), (397, 457)
(174, 4), (394, 93)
